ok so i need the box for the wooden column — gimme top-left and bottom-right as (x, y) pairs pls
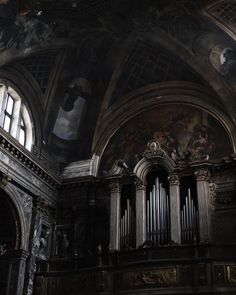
(109, 182), (121, 251)
(195, 168), (211, 243)
(169, 174), (181, 244)
(135, 180), (146, 247)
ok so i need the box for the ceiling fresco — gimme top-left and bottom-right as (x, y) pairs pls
(1, 0), (236, 164)
(100, 104), (233, 174)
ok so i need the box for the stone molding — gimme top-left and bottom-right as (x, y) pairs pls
(0, 132), (60, 188)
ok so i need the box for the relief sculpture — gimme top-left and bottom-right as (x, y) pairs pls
(123, 268), (177, 289)
(227, 266), (236, 283)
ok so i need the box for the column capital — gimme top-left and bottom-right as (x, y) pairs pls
(195, 168), (211, 181)
(168, 174), (180, 186)
(109, 182), (121, 193)
(135, 179), (146, 191)
(33, 196), (48, 213)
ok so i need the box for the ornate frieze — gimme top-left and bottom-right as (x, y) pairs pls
(120, 268), (177, 289)
(0, 134), (59, 188)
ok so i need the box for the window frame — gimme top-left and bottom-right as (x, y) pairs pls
(0, 83), (33, 151)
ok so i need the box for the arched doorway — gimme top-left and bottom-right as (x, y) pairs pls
(0, 189), (20, 250)
(0, 188), (22, 295)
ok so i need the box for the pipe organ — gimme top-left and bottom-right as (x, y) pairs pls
(181, 188), (199, 244)
(146, 177), (170, 245)
(120, 198), (135, 249)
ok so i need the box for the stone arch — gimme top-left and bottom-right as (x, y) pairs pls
(95, 83), (235, 176)
(0, 182), (28, 250)
(133, 141), (176, 184)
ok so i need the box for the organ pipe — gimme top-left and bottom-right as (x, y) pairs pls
(146, 177), (170, 245)
(120, 198), (134, 249)
(181, 188), (199, 244)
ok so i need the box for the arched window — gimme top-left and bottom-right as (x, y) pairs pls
(0, 83), (33, 151)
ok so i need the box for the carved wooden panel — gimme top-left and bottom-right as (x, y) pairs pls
(214, 265), (236, 284)
(116, 267), (177, 290)
(227, 266), (236, 283)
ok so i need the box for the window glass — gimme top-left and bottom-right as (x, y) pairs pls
(19, 119), (26, 146)
(6, 95), (14, 114)
(0, 83), (33, 151)
(3, 115), (11, 132)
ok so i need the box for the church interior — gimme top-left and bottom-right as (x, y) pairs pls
(0, 0), (236, 294)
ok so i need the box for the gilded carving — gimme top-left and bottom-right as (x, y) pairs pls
(124, 268), (177, 288)
(143, 140), (167, 159)
(227, 266), (236, 283)
(0, 134), (59, 187)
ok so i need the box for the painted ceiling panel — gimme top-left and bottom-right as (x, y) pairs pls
(101, 104), (232, 173)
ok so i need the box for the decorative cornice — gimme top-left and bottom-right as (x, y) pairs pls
(0, 133), (60, 188)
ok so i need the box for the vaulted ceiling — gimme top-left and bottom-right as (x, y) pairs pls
(1, 0), (236, 164)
